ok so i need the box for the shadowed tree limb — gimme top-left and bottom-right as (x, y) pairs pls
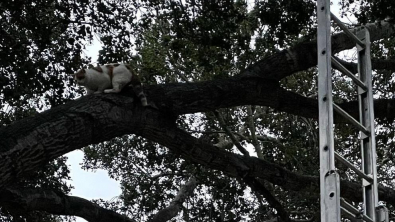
(1, 79), (395, 193)
(0, 188), (135, 222)
(1, 82), (395, 201)
(240, 21), (395, 81)
(333, 56), (395, 74)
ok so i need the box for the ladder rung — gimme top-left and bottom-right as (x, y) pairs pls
(341, 207), (358, 221)
(340, 198), (361, 215)
(334, 152), (373, 183)
(341, 199), (373, 222)
(331, 57), (368, 91)
(332, 103), (370, 135)
(330, 13), (365, 47)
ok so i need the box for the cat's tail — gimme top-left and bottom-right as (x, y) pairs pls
(132, 84), (148, 107)
(125, 64), (148, 106)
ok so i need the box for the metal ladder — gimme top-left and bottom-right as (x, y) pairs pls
(316, 0), (389, 221)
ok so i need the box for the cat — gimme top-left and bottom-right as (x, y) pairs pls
(72, 63), (148, 106)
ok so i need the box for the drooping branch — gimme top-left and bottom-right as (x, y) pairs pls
(244, 178), (291, 222)
(0, 188), (134, 222)
(149, 177), (197, 222)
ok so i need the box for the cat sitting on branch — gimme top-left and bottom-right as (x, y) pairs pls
(71, 63), (148, 107)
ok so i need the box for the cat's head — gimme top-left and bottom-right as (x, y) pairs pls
(72, 68), (87, 86)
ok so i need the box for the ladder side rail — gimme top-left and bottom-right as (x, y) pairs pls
(317, 1), (341, 222)
(330, 13), (365, 47)
(357, 28), (379, 221)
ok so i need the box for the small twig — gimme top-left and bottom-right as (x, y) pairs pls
(213, 110), (250, 156)
(247, 106), (264, 159)
(188, 130), (227, 134)
(244, 178), (292, 222)
(151, 172), (185, 180)
(149, 177), (198, 222)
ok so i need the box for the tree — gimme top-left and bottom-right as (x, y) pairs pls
(1, 0), (395, 221)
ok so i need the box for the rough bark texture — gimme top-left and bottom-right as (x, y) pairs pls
(1, 21), (395, 220)
(335, 57), (395, 75)
(1, 87), (395, 204)
(0, 188), (135, 222)
(242, 21), (395, 81)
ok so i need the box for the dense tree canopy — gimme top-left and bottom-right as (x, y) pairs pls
(1, 0), (395, 221)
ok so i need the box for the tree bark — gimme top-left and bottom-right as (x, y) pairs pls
(334, 56), (395, 75)
(1, 91), (395, 205)
(0, 188), (135, 222)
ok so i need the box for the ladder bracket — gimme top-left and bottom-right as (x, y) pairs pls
(358, 131), (369, 140)
(362, 175), (373, 187)
(325, 169), (337, 177)
(376, 205), (389, 222)
(358, 85), (367, 95)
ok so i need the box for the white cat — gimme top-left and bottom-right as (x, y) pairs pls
(72, 63), (148, 106)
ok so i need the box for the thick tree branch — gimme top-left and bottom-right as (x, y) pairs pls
(334, 56), (395, 74)
(145, 77), (395, 123)
(0, 188), (134, 222)
(241, 21), (395, 81)
(0, 91), (394, 215)
(1, 79), (395, 196)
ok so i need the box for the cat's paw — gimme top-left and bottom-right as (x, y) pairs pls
(104, 88), (121, 93)
(146, 102), (159, 109)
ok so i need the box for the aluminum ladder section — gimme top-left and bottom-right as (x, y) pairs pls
(317, 0), (389, 222)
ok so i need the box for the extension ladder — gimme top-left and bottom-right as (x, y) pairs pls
(316, 1), (389, 221)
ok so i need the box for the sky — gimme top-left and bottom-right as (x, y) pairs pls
(65, 1), (348, 221)
(65, 36), (121, 222)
